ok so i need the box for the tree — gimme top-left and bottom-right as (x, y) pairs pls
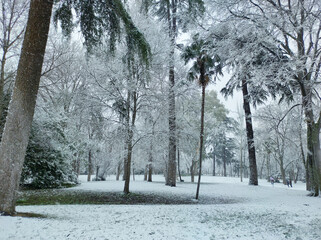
(204, 90), (230, 176)
(0, 0), (28, 134)
(0, 0), (54, 215)
(211, 0), (321, 195)
(142, 0), (205, 187)
(182, 34), (221, 199)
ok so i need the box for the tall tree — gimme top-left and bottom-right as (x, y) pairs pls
(0, 0), (53, 215)
(182, 34), (221, 199)
(0, 0), (28, 133)
(212, 0), (321, 195)
(142, 0), (205, 186)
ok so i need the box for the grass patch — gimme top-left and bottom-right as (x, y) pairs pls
(1, 211), (47, 218)
(16, 189), (237, 206)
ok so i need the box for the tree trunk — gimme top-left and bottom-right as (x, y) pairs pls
(212, 148), (216, 176)
(0, 0), (53, 215)
(242, 78), (258, 185)
(87, 149), (92, 182)
(116, 161), (122, 181)
(240, 143), (243, 182)
(148, 163), (153, 182)
(123, 91), (137, 194)
(148, 125), (154, 182)
(166, 0), (177, 187)
(196, 84), (205, 200)
(177, 138), (183, 182)
(0, 53), (6, 127)
(223, 138), (227, 177)
(96, 166), (99, 180)
(144, 164), (148, 181)
(191, 160), (196, 183)
(279, 157), (286, 185)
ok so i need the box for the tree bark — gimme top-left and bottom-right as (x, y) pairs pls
(223, 137), (227, 177)
(123, 91), (137, 194)
(212, 147), (216, 176)
(240, 146), (243, 182)
(196, 84), (205, 200)
(166, 0), (177, 187)
(177, 137), (183, 182)
(242, 78), (258, 185)
(87, 149), (92, 182)
(148, 123), (154, 182)
(116, 161), (122, 181)
(0, 0), (53, 215)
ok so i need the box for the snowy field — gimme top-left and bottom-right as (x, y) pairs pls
(1, 175), (321, 240)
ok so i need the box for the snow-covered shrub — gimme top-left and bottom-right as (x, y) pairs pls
(20, 124), (77, 189)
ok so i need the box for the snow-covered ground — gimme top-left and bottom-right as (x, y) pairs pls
(1, 175), (320, 240)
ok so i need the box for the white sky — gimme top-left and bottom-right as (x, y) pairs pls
(208, 74), (243, 119)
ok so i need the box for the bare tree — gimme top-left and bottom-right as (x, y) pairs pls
(0, 0), (28, 128)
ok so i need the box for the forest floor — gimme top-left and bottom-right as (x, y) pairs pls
(1, 175), (321, 240)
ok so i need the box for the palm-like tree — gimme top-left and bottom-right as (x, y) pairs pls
(182, 35), (221, 199)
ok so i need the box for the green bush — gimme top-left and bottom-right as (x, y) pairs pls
(20, 126), (77, 189)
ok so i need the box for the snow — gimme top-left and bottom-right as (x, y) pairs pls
(1, 175), (321, 240)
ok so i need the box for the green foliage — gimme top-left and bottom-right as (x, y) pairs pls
(20, 125), (77, 189)
(54, 0), (151, 63)
(182, 34), (222, 86)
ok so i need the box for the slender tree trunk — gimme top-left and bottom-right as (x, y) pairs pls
(279, 157), (286, 185)
(196, 84), (206, 200)
(266, 152), (270, 181)
(87, 149), (92, 182)
(0, 53), (6, 127)
(177, 137), (183, 182)
(191, 162), (195, 183)
(148, 124), (154, 182)
(0, 0), (53, 215)
(242, 78), (258, 185)
(240, 141), (243, 182)
(212, 148), (216, 176)
(223, 138), (227, 177)
(116, 161), (122, 181)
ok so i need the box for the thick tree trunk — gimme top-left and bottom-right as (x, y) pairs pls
(148, 159), (153, 182)
(242, 78), (258, 185)
(144, 165), (148, 181)
(96, 166), (99, 180)
(166, 0), (177, 187)
(196, 84), (205, 200)
(0, 0), (53, 215)
(306, 121), (320, 196)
